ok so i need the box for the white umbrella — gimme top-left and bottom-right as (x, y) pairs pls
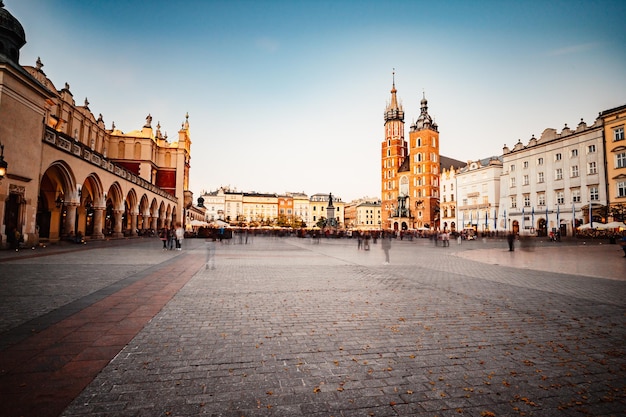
(577, 223), (607, 230)
(190, 219), (209, 227)
(604, 221), (626, 230)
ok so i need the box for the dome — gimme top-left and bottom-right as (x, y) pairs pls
(0, 1), (26, 63)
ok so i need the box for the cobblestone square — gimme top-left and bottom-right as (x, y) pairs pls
(1, 237), (625, 416)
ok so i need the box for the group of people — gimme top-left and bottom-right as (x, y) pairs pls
(159, 223), (185, 250)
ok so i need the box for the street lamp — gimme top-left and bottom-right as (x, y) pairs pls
(55, 193), (65, 208)
(0, 142), (7, 179)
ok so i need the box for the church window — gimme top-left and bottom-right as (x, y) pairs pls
(417, 137), (421, 147)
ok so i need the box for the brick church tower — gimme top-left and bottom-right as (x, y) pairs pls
(408, 94), (440, 229)
(381, 72), (407, 230)
(381, 73), (441, 231)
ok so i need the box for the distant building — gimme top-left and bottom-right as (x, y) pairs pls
(599, 104), (626, 222)
(498, 118), (606, 236)
(456, 157), (503, 233)
(309, 193), (344, 228)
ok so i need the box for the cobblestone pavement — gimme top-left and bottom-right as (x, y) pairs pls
(1, 236), (625, 416)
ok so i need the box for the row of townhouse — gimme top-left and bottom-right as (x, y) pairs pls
(199, 188), (345, 228)
(343, 197), (383, 231)
(440, 103), (626, 236)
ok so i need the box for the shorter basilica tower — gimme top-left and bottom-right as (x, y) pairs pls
(408, 94), (440, 229)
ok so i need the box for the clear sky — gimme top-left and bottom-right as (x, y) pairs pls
(8, 0), (626, 202)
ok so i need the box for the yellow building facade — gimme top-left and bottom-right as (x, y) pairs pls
(600, 104), (626, 222)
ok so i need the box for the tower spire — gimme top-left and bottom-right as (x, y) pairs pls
(385, 69), (403, 122)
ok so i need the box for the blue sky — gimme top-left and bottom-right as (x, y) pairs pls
(8, 0), (626, 202)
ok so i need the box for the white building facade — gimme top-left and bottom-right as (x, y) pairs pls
(456, 157), (503, 234)
(498, 119), (606, 236)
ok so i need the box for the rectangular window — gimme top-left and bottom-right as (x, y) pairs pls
(555, 153), (562, 161)
(570, 149), (578, 157)
(537, 172), (544, 183)
(587, 144), (596, 153)
(523, 161), (529, 168)
(614, 126), (625, 141)
(571, 165), (579, 177)
(588, 161), (597, 174)
(590, 186), (599, 201)
(538, 193), (546, 206)
(510, 177), (516, 187)
(510, 164), (515, 172)
(616, 152), (626, 169)
(618, 182), (626, 198)
(523, 175), (529, 185)
(556, 190), (564, 205)
(555, 168), (563, 180)
(537, 157), (544, 165)
(510, 196), (517, 209)
(524, 195), (531, 207)
(572, 189), (581, 203)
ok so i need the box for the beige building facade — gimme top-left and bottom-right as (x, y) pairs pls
(0, 4), (192, 248)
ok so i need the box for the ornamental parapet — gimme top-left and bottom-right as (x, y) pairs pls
(43, 126), (177, 203)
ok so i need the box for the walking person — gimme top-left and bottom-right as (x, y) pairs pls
(381, 231), (391, 264)
(620, 234), (626, 258)
(167, 227), (175, 250)
(159, 228), (167, 250)
(175, 222), (184, 250)
(507, 232), (515, 251)
(205, 237), (216, 269)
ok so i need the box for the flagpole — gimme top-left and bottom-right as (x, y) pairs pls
(572, 202), (576, 236)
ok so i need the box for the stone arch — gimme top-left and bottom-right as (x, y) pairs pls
(37, 161), (78, 241)
(104, 182), (124, 237)
(138, 194), (150, 232)
(76, 173), (105, 239)
(125, 189), (139, 236)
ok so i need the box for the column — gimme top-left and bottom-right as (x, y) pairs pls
(92, 207), (104, 239)
(64, 203), (78, 238)
(130, 212), (138, 237)
(112, 209), (124, 238)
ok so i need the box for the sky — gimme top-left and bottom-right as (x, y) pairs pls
(7, 0), (626, 202)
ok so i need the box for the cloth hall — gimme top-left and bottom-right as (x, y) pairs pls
(0, 2), (193, 249)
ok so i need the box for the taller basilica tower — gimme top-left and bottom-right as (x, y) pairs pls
(381, 74), (440, 231)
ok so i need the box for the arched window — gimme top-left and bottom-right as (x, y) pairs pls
(399, 176), (409, 196)
(134, 142), (141, 159)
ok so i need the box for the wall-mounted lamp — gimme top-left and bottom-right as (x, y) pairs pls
(0, 142), (8, 179)
(55, 193), (65, 208)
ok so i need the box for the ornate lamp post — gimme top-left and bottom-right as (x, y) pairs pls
(0, 142), (7, 180)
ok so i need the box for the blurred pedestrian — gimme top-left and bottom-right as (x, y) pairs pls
(507, 232), (515, 251)
(381, 232), (391, 264)
(205, 238), (216, 269)
(620, 234), (626, 258)
(175, 223), (184, 250)
(159, 228), (167, 250)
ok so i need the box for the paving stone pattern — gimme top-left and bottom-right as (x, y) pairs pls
(54, 237), (626, 417)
